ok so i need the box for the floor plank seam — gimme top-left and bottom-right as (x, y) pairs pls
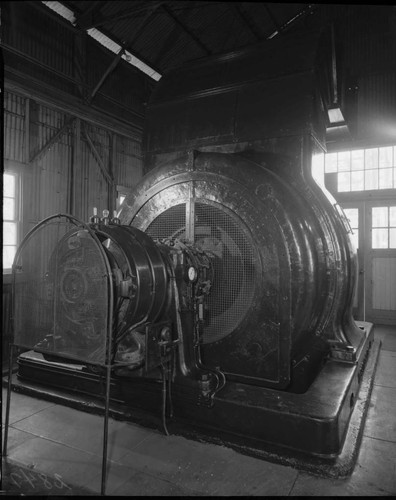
(361, 434), (396, 445)
(373, 382), (396, 389)
(286, 470), (300, 496)
(3, 403), (57, 426)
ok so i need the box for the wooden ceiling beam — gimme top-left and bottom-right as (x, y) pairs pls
(160, 4), (212, 56)
(75, 2), (163, 30)
(232, 3), (262, 41)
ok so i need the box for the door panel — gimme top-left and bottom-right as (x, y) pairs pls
(366, 201), (396, 324)
(341, 203), (365, 320)
(372, 257), (396, 310)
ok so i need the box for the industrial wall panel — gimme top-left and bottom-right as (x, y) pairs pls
(342, 31), (396, 76)
(357, 72), (396, 141)
(372, 257), (396, 310)
(79, 134), (111, 223)
(38, 141), (73, 218)
(115, 136), (143, 188)
(4, 90), (143, 235)
(4, 91), (26, 162)
(3, 2), (74, 77)
(3, 2), (151, 131)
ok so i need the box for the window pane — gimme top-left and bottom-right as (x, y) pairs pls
(3, 174), (16, 197)
(3, 222), (17, 245)
(394, 167), (396, 188)
(390, 207), (396, 227)
(351, 170), (364, 191)
(312, 154), (325, 185)
(338, 172), (350, 192)
(379, 146), (393, 168)
(349, 229), (359, 249)
(343, 208), (359, 228)
(3, 246), (17, 269)
(3, 197), (15, 220)
(379, 168), (393, 189)
(365, 169), (378, 190)
(351, 149), (364, 171)
(312, 153), (324, 169)
(390, 228), (396, 248)
(325, 152), (338, 173)
(372, 207), (388, 227)
(365, 148), (379, 169)
(372, 228), (388, 248)
(338, 151), (351, 171)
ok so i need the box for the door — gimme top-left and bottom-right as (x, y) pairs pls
(365, 201), (396, 324)
(342, 202), (365, 320)
(341, 200), (396, 324)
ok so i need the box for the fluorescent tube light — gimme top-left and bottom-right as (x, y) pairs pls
(41, 2), (161, 81)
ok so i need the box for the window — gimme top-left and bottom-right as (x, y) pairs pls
(313, 145), (396, 193)
(372, 206), (396, 249)
(343, 208), (359, 249)
(3, 172), (20, 270)
(118, 194), (126, 207)
(116, 186), (132, 215)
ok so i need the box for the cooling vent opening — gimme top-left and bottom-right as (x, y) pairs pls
(145, 201), (258, 344)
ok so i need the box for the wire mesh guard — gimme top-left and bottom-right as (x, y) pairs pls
(146, 202), (257, 343)
(12, 216), (111, 365)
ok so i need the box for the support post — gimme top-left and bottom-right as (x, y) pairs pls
(71, 118), (80, 216)
(3, 344), (15, 457)
(109, 133), (118, 214)
(24, 97), (30, 164)
(101, 361), (111, 496)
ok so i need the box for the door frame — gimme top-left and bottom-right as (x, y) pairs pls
(364, 199), (396, 324)
(340, 200), (366, 321)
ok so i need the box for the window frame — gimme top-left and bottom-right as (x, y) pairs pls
(116, 185), (134, 214)
(316, 145), (396, 195)
(3, 169), (22, 275)
(371, 205), (396, 250)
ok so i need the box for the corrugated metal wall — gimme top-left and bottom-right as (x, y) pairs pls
(5, 2), (74, 77)
(4, 92), (26, 163)
(337, 8), (396, 145)
(357, 73), (396, 141)
(3, 2), (150, 127)
(4, 90), (143, 228)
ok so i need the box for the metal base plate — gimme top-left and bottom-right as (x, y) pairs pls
(6, 330), (380, 478)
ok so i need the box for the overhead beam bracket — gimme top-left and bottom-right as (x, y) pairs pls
(82, 123), (114, 186)
(87, 48), (125, 105)
(29, 116), (75, 164)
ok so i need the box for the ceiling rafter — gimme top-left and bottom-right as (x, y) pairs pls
(160, 3), (212, 56)
(74, 1), (163, 30)
(128, 2), (165, 47)
(267, 4), (317, 40)
(232, 3), (262, 42)
(264, 3), (281, 34)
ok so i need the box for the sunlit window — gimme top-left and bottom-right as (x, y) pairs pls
(116, 188), (129, 215)
(372, 206), (396, 249)
(3, 173), (19, 270)
(343, 208), (359, 249)
(313, 145), (396, 193)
